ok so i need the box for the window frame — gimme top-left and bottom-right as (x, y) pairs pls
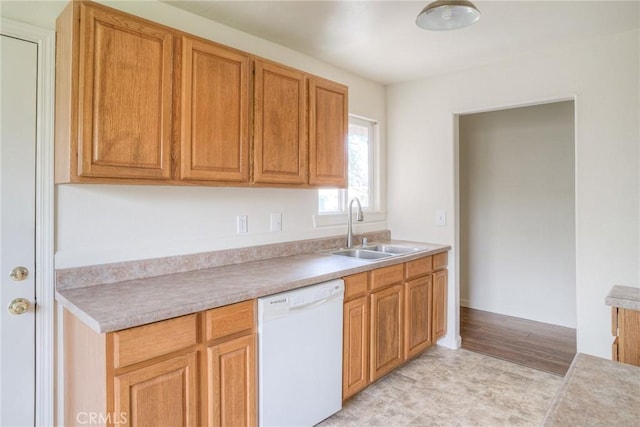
(315, 114), (383, 225)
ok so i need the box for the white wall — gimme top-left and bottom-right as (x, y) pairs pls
(459, 102), (576, 328)
(387, 29), (639, 357)
(0, 1), (387, 268)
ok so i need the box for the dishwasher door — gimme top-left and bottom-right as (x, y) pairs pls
(258, 279), (344, 427)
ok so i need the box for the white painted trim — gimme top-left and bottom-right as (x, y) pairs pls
(437, 335), (462, 350)
(453, 95), (579, 354)
(313, 211), (387, 227)
(1, 18), (56, 427)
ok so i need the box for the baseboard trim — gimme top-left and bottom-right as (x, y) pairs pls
(437, 334), (462, 350)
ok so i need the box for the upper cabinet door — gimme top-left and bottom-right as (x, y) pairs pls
(77, 3), (173, 179)
(55, 1), (349, 188)
(309, 78), (348, 187)
(179, 37), (250, 182)
(253, 61), (307, 184)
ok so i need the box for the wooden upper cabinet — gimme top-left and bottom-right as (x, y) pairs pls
(56, 1), (174, 181)
(179, 36), (250, 182)
(55, 1), (349, 188)
(253, 61), (307, 184)
(309, 77), (348, 187)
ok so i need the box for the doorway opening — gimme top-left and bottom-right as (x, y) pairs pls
(458, 101), (577, 375)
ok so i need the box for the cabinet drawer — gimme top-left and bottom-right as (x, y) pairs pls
(405, 256), (433, 280)
(370, 264), (404, 291)
(112, 314), (198, 369)
(433, 252), (448, 271)
(344, 272), (368, 301)
(206, 300), (256, 342)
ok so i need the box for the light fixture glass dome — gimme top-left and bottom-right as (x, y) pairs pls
(416, 0), (481, 31)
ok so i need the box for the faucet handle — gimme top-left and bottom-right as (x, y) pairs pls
(361, 237), (368, 247)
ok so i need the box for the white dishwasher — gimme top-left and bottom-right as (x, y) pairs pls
(258, 279), (344, 427)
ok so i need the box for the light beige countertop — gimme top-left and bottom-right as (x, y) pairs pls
(543, 353), (640, 426)
(56, 239), (449, 333)
(606, 285), (640, 311)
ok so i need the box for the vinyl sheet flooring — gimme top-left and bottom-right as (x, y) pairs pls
(317, 346), (564, 427)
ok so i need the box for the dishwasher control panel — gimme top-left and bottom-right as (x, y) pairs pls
(290, 282), (343, 308)
(259, 279), (344, 320)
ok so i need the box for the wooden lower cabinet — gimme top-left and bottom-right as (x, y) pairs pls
(342, 296), (369, 399)
(370, 284), (404, 381)
(64, 300), (257, 427)
(207, 334), (257, 427)
(114, 352), (198, 427)
(433, 269), (448, 340)
(612, 307), (640, 366)
(342, 253), (449, 401)
(404, 275), (433, 359)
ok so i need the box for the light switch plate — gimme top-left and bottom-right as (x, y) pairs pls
(435, 210), (446, 226)
(237, 215), (248, 233)
(270, 213), (282, 232)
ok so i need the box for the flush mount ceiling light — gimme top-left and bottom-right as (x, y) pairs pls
(416, 0), (481, 31)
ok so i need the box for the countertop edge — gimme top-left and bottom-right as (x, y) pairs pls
(56, 241), (451, 333)
(542, 353), (581, 425)
(543, 353), (640, 426)
(605, 285), (640, 311)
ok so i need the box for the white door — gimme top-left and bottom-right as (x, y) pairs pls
(0, 34), (38, 426)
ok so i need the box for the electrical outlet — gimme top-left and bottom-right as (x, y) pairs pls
(270, 213), (282, 232)
(237, 215), (248, 233)
(435, 210), (446, 226)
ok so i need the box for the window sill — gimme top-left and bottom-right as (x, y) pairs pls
(313, 211), (387, 228)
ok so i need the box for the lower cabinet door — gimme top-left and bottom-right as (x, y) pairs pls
(370, 284), (404, 381)
(618, 308), (640, 366)
(343, 296), (369, 400)
(404, 275), (433, 360)
(114, 352), (198, 427)
(208, 334), (257, 427)
(433, 269), (448, 340)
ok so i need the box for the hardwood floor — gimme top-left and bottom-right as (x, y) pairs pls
(460, 306), (576, 376)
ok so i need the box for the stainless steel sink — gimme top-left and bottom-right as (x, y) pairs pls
(330, 249), (393, 260)
(328, 243), (422, 260)
(363, 244), (421, 254)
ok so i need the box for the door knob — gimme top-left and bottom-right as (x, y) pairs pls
(10, 266), (29, 281)
(8, 298), (30, 315)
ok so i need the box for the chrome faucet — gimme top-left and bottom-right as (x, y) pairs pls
(346, 197), (363, 248)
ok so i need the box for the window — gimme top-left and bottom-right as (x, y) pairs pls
(318, 115), (377, 214)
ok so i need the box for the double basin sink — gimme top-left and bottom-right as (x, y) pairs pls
(329, 244), (421, 260)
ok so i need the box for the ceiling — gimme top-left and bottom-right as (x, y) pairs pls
(163, 1), (640, 85)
